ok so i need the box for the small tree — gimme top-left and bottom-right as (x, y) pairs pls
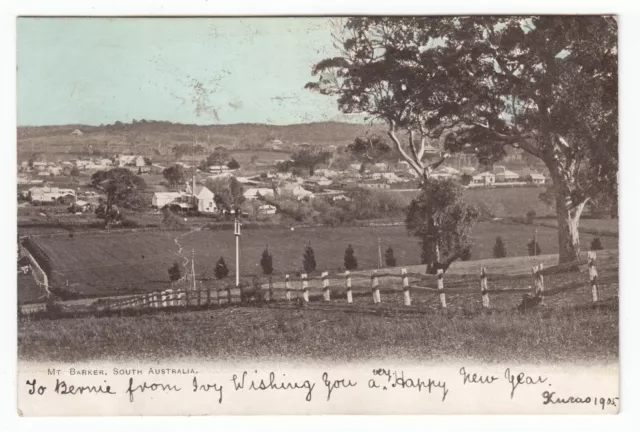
(260, 247), (273, 275)
(493, 236), (507, 258)
(590, 237), (603, 251)
(69, 166), (80, 177)
(406, 179), (479, 274)
(460, 247), (472, 261)
(303, 245), (317, 273)
(168, 262), (182, 282)
(215, 256), (229, 279)
(163, 164), (186, 187)
(385, 246), (397, 267)
(527, 239), (542, 256)
(526, 210), (537, 225)
(460, 173), (473, 186)
(344, 244), (358, 270)
(227, 158), (240, 170)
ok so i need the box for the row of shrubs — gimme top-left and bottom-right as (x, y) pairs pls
(493, 236), (604, 258)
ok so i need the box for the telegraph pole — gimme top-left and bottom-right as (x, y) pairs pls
(191, 249), (196, 290)
(377, 238), (382, 268)
(234, 216), (241, 287)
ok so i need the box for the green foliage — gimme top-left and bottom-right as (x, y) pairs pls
(90, 168), (146, 211)
(227, 158), (240, 170)
(290, 149), (331, 175)
(460, 173), (473, 186)
(347, 135), (394, 163)
(205, 177), (245, 213)
(406, 179), (479, 273)
(493, 236), (507, 258)
(168, 262), (182, 282)
(590, 237), (603, 251)
(162, 207), (186, 228)
(69, 166), (80, 177)
(162, 164), (186, 187)
(384, 246), (397, 267)
(344, 244), (358, 270)
(260, 247), (274, 275)
(303, 245), (317, 274)
(215, 256), (229, 280)
(460, 247), (472, 261)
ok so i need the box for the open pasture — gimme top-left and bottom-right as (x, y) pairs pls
(22, 222), (617, 299)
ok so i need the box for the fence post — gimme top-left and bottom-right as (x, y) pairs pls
(322, 271), (330, 301)
(154, 291), (161, 308)
(371, 270), (380, 304)
(345, 271), (353, 303)
(227, 284), (232, 305)
(185, 289), (190, 308)
(588, 251), (599, 302)
(437, 269), (446, 308)
(269, 276), (274, 302)
(302, 273), (309, 302)
(402, 268), (411, 306)
(162, 290), (169, 308)
(207, 286), (212, 306)
(480, 266), (489, 308)
(538, 263), (545, 304)
(285, 274), (291, 301)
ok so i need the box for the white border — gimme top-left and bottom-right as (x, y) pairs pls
(2, 1), (639, 431)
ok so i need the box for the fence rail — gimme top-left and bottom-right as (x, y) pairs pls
(19, 251), (618, 319)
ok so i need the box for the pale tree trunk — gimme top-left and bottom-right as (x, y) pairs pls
(555, 195), (582, 263)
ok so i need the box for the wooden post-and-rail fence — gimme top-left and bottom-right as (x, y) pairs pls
(95, 252), (609, 315)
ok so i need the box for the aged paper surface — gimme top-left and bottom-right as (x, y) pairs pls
(16, 16), (619, 415)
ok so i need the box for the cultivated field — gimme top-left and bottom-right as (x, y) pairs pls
(20, 222), (617, 301)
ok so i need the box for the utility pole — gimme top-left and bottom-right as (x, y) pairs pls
(533, 228), (538, 257)
(191, 249), (196, 291)
(234, 216), (241, 287)
(377, 238), (382, 268)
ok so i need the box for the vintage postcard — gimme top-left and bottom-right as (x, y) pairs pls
(16, 16), (619, 415)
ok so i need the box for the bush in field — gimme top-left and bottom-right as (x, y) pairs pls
(344, 244), (358, 270)
(460, 247), (472, 261)
(260, 247), (274, 275)
(215, 257), (229, 279)
(526, 209), (537, 224)
(162, 207), (186, 228)
(590, 237), (603, 251)
(168, 262), (182, 282)
(227, 158), (240, 170)
(303, 245), (317, 273)
(527, 239), (542, 256)
(493, 236), (507, 258)
(385, 246), (397, 267)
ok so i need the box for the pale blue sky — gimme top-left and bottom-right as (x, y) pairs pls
(17, 18), (357, 126)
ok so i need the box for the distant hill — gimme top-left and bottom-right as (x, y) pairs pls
(17, 121), (388, 160)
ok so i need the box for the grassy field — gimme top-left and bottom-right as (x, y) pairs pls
(20, 222), (617, 301)
(17, 299), (618, 363)
(396, 187), (556, 218)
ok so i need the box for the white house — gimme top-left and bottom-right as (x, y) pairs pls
(29, 186), (76, 203)
(528, 173), (546, 184)
(493, 165), (520, 182)
(314, 168), (339, 178)
(470, 172), (496, 186)
(305, 175), (332, 187)
(208, 165), (236, 174)
(349, 163), (363, 171)
(243, 188), (275, 201)
(152, 192), (181, 208)
(372, 162), (389, 171)
(258, 204), (277, 215)
(277, 183), (314, 200)
(193, 185), (216, 213)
